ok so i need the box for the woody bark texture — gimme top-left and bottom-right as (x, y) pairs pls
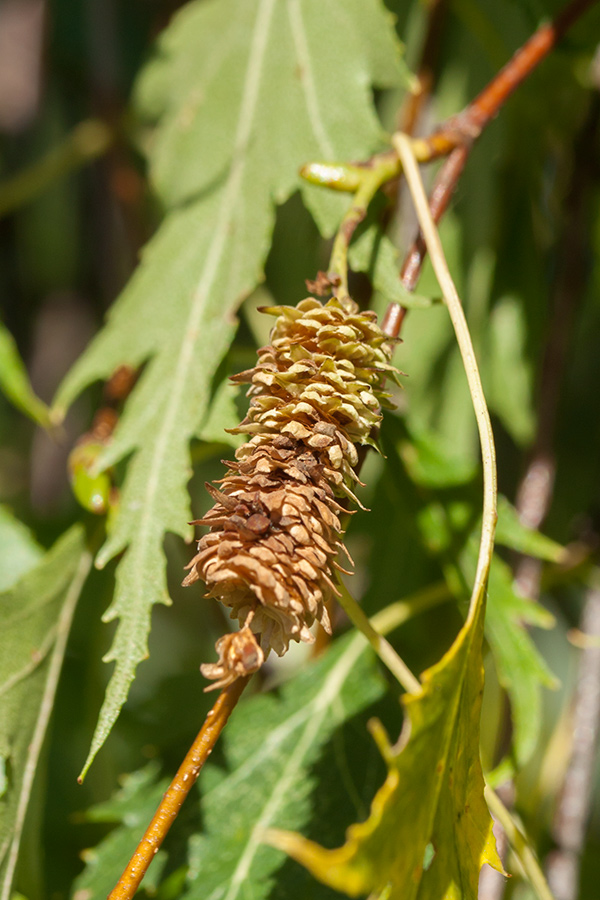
(184, 295), (398, 689)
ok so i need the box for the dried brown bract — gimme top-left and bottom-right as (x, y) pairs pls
(184, 295), (399, 689)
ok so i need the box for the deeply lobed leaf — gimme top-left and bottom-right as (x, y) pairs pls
(52, 0), (408, 778)
(183, 632), (385, 900)
(268, 580), (502, 899)
(0, 525), (89, 899)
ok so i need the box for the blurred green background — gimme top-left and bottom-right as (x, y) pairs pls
(1, 1), (600, 898)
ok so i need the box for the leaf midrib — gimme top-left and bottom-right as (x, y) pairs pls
(101, 0), (278, 582)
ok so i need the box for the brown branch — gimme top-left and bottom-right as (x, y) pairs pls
(492, 79), (600, 900)
(107, 676), (250, 900)
(380, 0), (597, 340)
(546, 588), (600, 900)
(424, 0), (598, 157)
(515, 89), (600, 596)
(400, 144), (469, 290)
(382, 145), (469, 339)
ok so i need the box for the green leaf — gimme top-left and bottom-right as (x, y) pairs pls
(136, 0), (409, 234)
(0, 507), (43, 592)
(397, 425), (478, 488)
(71, 764), (169, 900)
(486, 296), (535, 446)
(268, 589), (501, 899)
(183, 632), (385, 900)
(349, 226), (437, 309)
(419, 495), (559, 770)
(495, 495), (565, 563)
(196, 378), (242, 447)
(52, 0), (407, 780)
(484, 554), (559, 768)
(0, 526), (90, 900)
(0, 322), (50, 428)
(456, 534), (558, 769)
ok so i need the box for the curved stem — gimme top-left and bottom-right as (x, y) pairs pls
(394, 132), (497, 617)
(108, 676), (250, 900)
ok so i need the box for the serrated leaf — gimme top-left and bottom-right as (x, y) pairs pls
(183, 632), (385, 900)
(457, 535), (558, 769)
(136, 0), (409, 235)
(71, 764), (169, 900)
(268, 587), (501, 899)
(0, 526), (90, 900)
(0, 322), (50, 428)
(52, 0), (407, 779)
(420, 499), (558, 769)
(483, 554), (559, 767)
(349, 226), (437, 309)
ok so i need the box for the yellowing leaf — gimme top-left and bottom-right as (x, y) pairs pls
(267, 593), (502, 900)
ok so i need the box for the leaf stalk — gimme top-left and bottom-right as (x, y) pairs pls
(326, 155), (401, 298)
(336, 580), (421, 694)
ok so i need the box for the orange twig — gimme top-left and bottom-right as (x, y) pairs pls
(108, 676), (250, 900)
(413, 0), (598, 162)
(382, 0), (597, 340)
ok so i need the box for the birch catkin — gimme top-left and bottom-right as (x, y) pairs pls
(184, 295), (398, 689)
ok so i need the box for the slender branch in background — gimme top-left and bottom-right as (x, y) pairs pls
(371, 580), (451, 635)
(382, 0), (597, 340)
(546, 587), (600, 900)
(485, 785), (557, 900)
(107, 676), (250, 900)
(0, 119), (112, 219)
(483, 64), (600, 900)
(542, 69), (600, 900)
(515, 90), (600, 598)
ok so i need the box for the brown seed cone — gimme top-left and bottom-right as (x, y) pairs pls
(184, 296), (398, 688)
